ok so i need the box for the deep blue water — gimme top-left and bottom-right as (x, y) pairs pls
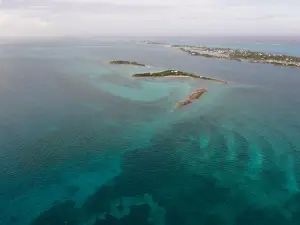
(0, 38), (300, 225)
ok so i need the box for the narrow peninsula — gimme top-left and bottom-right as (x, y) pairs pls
(109, 60), (146, 67)
(132, 70), (227, 84)
(142, 41), (166, 45)
(176, 88), (207, 108)
(171, 45), (300, 68)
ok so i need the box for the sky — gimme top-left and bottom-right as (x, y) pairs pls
(0, 0), (299, 37)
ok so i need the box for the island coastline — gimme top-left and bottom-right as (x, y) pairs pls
(109, 60), (146, 67)
(172, 45), (300, 68)
(132, 70), (227, 84)
(143, 41), (300, 68)
(162, 75), (191, 78)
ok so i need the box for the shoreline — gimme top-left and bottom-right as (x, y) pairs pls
(143, 41), (300, 68)
(162, 75), (191, 78)
(109, 60), (146, 67)
(132, 70), (227, 84)
(174, 45), (300, 68)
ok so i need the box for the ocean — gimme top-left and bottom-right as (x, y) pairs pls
(0, 37), (300, 225)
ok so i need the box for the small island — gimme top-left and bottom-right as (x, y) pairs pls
(109, 60), (146, 67)
(170, 45), (300, 68)
(132, 70), (227, 84)
(142, 41), (166, 45)
(176, 88), (207, 108)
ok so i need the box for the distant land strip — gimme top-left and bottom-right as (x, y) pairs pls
(109, 60), (146, 67)
(144, 41), (300, 68)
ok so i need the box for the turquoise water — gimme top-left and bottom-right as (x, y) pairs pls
(0, 39), (300, 225)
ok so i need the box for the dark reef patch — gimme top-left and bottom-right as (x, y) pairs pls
(82, 139), (187, 219)
(236, 206), (289, 225)
(164, 175), (230, 225)
(65, 185), (79, 197)
(9, 216), (19, 224)
(28, 115), (300, 225)
(285, 193), (300, 223)
(30, 200), (81, 225)
(94, 204), (151, 225)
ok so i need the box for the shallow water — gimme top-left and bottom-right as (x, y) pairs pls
(0, 39), (300, 225)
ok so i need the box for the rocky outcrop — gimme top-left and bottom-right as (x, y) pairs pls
(176, 88), (207, 108)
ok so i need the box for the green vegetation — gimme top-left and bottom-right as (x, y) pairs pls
(132, 70), (227, 84)
(173, 45), (300, 68)
(133, 70), (198, 78)
(109, 60), (146, 67)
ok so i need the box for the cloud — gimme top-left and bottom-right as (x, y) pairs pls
(0, 11), (57, 36)
(0, 0), (299, 37)
(0, 0), (171, 12)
